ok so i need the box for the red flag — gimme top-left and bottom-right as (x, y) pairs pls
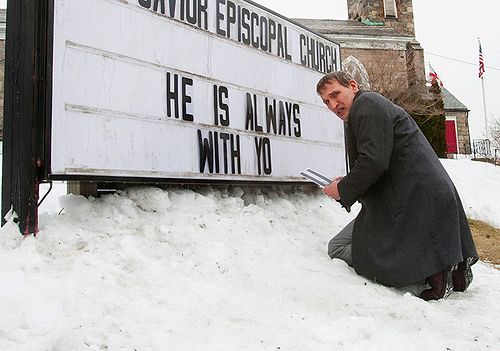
(428, 64), (444, 86)
(478, 40), (485, 79)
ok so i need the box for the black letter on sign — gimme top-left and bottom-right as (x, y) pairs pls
(254, 93), (263, 133)
(245, 93), (254, 131)
(167, 0), (176, 17)
(278, 100), (286, 135)
(166, 72), (179, 119)
(284, 26), (292, 61)
(285, 101), (293, 136)
(220, 132), (230, 174)
(186, 0), (197, 25)
(226, 1), (237, 38)
(260, 16), (268, 52)
(241, 8), (251, 45)
(254, 137), (272, 175)
(198, 130), (214, 173)
(265, 97), (277, 134)
(299, 34), (307, 65)
(230, 134), (241, 174)
(198, 0), (208, 30)
(182, 77), (194, 121)
(268, 19), (276, 53)
(250, 12), (259, 48)
(138, 0), (151, 9)
(213, 85), (229, 126)
(216, 0), (226, 36)
(293, 104), (301, 137)
(213, 131), (220, 173)
(277, 24), (284, 58)
(325, 45), (332, 72)
(153, 0), (165, 15)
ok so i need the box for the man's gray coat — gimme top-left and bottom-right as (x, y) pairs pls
(337, 91), (478, 287)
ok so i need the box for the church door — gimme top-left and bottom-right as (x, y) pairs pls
(445, 119), (458, 154)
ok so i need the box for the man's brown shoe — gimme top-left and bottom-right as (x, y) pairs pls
(420, 267), (454, 301)
(452, 257), (475, 292)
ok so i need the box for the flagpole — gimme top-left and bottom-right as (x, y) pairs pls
(481, 76), (488, 139)
(478, 38), (488, 139)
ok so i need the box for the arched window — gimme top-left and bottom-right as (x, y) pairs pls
(384, 0), (398, 18)
(342, 56), (371, 90)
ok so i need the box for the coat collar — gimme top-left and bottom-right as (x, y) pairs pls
(353, 90), (366, 102)
(346, 90), (365, 123)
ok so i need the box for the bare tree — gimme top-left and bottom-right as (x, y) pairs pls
(490, 115), (500, 150)
(358, 57), (446, 156)
(364, 58), (444, 118)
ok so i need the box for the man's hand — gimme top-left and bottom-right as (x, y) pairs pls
(323, 176), (343, 200)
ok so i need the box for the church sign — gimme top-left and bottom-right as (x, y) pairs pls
(50, 0), (344, 182)
(3, 0), (344, 233)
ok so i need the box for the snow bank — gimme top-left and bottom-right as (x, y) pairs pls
(441, 159), (500, 228)
(1, 181), (499, 350)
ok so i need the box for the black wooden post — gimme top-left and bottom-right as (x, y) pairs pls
(2, 0), (52, 235)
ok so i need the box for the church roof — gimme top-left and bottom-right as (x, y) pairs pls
(293, 18), (411, 38)
(441, 87), (469, 112)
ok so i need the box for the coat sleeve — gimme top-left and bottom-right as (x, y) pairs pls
(337, 96), (394, 208)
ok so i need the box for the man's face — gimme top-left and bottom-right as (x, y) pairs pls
(318, 79), (359, 121)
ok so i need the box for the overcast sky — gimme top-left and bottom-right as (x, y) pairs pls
(256, 0), (500, 141)
(1, 0), (498, 140)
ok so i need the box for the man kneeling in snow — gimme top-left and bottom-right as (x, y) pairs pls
(318, 71), (478, 300)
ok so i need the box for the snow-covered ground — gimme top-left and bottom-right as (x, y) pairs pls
(440, 159), (500, 228)
(1, 158), (499, 350)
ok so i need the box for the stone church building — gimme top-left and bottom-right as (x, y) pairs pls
(0, 1), (470, 154)
(295, 0), (471, 155)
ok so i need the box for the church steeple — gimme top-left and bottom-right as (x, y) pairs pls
(346, 0), (416, 37)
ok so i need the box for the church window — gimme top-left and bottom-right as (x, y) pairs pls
(383, 0), (398, 18)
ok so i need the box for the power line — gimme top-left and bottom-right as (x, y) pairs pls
(426, 52), (500, 71)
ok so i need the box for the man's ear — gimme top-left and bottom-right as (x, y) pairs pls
(349, 79), (359, 91)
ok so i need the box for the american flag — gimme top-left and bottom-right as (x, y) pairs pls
(428, 64), (444, 86)
(478, 40), (485, 79)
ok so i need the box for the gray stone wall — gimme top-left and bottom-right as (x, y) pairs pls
(347, 0), (416, 37)
(383, 0), (415, 37)
(405, 40), (426, 92)
(347, 0), (384, 22)
(341, 46), (410, 97)
(455, 112), (472, 154)
(323, 1), (426, 98)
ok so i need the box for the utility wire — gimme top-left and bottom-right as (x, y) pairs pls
(426, 52), (500, 71)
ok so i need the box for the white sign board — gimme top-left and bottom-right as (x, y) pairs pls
(50, 0), (345, 182)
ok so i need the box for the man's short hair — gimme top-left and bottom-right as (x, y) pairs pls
(316, 71), (355, 94)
